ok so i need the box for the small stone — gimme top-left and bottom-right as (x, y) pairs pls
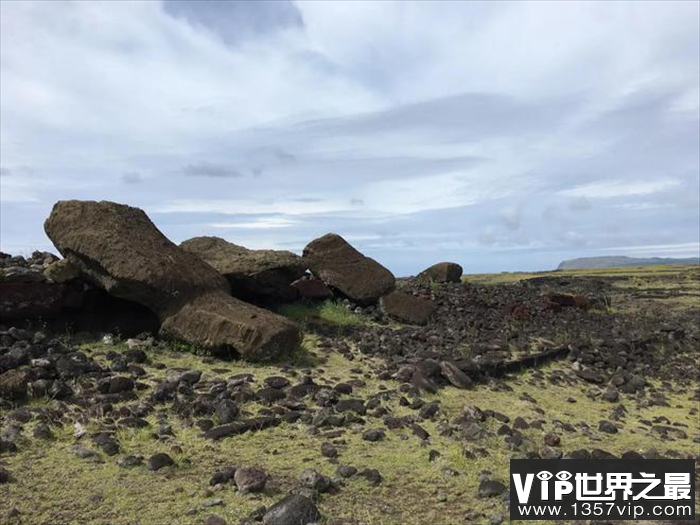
(362, 428), (386, 442)
(205, 516), (227, 525)
(265, 376), (290, 389)
(235, 466), (268, 493)
(599, 420), (618, 434)
(321, 442), (338, 458)
(359, 468), (382, 485)
(147, 453), (174, 471)
(117, 455), (143, 467)
(298, 468), (331, 493)
(33, 423), (53, 440)
(215, 399), (239, 424)
(544, 432), (561, 447)
(478, 479), (506, 498)
(336, 465), (357, 478)
(210, 466), (237, 486)
(262, 493), (321, 525)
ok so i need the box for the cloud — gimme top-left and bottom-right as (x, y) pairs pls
(559, 179), (681, 199)
(121, 172), (142, 184)
(182, 162), (244, 178)
(210, 217), (298, 229)
(569, 197), (592, 211)
(0, 1), (698, 274)
(162, 0), (303, 46)
(499, 205), (522, 231)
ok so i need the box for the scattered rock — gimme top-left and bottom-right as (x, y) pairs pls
(262, 493), (321, 525)
(478, 479), (506, 498)
(362, 428), (386, 442)
(205, 516), (227, 525)
(147, 453), (174, 471)
(235, 467), (268, 493)
(598, 420), (618, 434)
(440, 361), (474, 389)
(321, 442), (338, 458)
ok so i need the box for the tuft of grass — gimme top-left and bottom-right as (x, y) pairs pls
(278, 299), (368, 327)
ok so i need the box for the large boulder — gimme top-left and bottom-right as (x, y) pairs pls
(417, 262), (463, 283)
(379, 290), (436, 325)
(302, 233), (395, 305)
(44, 201), (300, 361)
(180, 236), (306, 303)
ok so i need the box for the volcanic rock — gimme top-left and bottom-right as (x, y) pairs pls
(302, 233), (395, 305)
(0, 369), (30, 401)
(147, 453), (173, 471)
(416, 262), (463, 283)
(180, 236), (307, 303)
(44, 201), (300, 361)
(379, 290), (436, 325)
(44, 259), (80, 283)
(440, 361), (474, 389)
(262, 493), (321, 525)
(478, 479), (506, 498)
(235, 466), (268, 493)
(290, 277), (334, 300)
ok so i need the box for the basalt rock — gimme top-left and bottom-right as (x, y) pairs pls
(180, 236), (307, 303)
(44, 201), (300, 361)
(290, 277), (334, 300)
(302, 233), (395, 305)
(379, 290), (436, 325)
(416, 262), (463, 283)
(262, 494), (321, 525)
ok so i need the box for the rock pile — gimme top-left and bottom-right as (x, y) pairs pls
(44, 200), (300, 361)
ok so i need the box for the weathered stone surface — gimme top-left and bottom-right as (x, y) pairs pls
(440, 361), (474, 389)
(290, 277), (334, 300)
(417, 262), (463, 283)
(44, 259), (81, 283)
(44, 201), (300, 361)
(262, 494), (321, 525)
(303, 233), (395, 305)
(0, 369), (30, 401)
(180, 236), (307, 303)
(379, 290), (436, 325)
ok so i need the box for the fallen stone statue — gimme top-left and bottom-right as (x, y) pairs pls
(44, 200), (300, 361)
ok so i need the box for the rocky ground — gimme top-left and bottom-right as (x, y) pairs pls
(1, 264), (699, 525)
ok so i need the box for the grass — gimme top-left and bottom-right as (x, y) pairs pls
(277, 299), (370, 327)
(465, 263), (699, 285)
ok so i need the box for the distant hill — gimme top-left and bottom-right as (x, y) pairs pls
(557, 256), (700, 270)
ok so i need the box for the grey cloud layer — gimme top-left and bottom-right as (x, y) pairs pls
(1, 1), (698, 274)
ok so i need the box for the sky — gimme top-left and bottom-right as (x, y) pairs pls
(1, 0), (699, 275)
